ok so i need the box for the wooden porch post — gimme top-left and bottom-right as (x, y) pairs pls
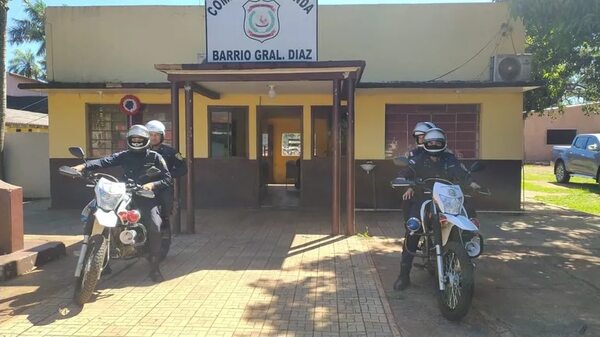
(184, 82), (195, 234)
(332, 79), (341, 235)
(171, 81), (181, 234)
(346, 77), (356, 235)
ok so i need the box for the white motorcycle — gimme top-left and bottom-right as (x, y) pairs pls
(59, 147), (162, 305)
(391, 158), (488, 321)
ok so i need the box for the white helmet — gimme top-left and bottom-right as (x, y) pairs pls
(413, 121), (436, 147)
(126, 125), (151, 152)
(145, 120), (166, 135)
(423, 128), (447, 154)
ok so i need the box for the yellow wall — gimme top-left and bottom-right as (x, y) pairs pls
(263, 117), (302, 183)
(46, 3), (523, 83)
(49, 89), (523, 161)
(48, 90), (186, 158)
(49, 92), (334, 160)
(354, 89), (524, 160)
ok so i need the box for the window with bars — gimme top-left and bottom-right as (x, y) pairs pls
(385, 104), (480, 159)
(87, 104), (172, 158)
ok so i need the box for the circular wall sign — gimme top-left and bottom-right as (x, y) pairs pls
(119, 95), (142, 116)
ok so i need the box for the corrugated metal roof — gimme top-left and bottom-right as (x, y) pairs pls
(5, 108), (48, 128)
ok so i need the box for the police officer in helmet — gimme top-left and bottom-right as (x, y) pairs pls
(72, 125), (172, 282)
(144, 120), (187, 243)
(407, 121), (437, 158)
(393, 127), (480, 291)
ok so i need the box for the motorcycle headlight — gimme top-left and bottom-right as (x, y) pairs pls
(94, 179), (126, 211)
(438, 194), (463, 215)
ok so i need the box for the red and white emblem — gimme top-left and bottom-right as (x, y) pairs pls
(243, 0), (280, 43)
(119, 95), (142, 116)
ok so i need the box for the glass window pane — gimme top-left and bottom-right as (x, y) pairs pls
(209, 107), (248, 158)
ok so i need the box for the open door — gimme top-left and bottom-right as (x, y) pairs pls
(258, 106), (302, 208)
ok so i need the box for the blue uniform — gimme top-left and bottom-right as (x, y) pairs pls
(151, 144), (187, 179)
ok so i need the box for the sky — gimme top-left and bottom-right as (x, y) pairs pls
(4, 0), (492, 67)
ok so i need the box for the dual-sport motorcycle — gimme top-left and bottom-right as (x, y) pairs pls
(391, 157), (489, 321)
(59, 146), (171, 305)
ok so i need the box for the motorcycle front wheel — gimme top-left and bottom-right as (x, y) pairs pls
(437, 240), (474, 321)
(74, 234), (107, 306)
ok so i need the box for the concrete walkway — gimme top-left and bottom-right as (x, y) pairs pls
(0, 208), (400, 337)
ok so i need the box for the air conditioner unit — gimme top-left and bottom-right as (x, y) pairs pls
(491, 54), (532, 82)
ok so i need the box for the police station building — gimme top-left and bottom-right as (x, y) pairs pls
(22, 1), (538, 234)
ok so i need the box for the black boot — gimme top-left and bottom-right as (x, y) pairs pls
(148, 256), (164, 283)
(393, 262), (412, 291)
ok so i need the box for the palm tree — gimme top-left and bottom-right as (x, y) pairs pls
(0, 0), (8, 180)
(9, 0), (46, 57)
(9, 49), (43, 79)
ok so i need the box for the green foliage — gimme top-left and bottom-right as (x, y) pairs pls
(524, 165), (600, 215)
(509, 0), (600, 115)
(9, 0), (46, 56)
(8, 48), (43, 79)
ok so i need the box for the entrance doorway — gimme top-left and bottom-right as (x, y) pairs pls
(258, 106), (303, 208)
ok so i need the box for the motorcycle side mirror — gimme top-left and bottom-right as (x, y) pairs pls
(69, 147), (85, 159)
(392, 156), (410, 167)
(469, 162), (484, 173)
(136, 189), (155, 199)
(58, 165), (83, 178)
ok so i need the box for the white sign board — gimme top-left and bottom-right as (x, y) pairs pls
(205, 0), (318, 63)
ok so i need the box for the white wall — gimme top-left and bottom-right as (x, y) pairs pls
(5, 133), (50, 198)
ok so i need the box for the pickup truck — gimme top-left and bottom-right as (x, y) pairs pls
(552, 133), (600, 183)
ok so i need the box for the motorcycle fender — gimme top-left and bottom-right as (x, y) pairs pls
(441, 214), (479, 245)
(94, 209), (118, 228)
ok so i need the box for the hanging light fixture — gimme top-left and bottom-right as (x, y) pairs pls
(267, 84), (277, 98)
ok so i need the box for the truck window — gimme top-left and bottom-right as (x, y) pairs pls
(586, 137), (600, 149)
(574, 136), (588, 149)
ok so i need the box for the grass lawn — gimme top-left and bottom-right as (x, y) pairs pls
(524, 164), (600, 215)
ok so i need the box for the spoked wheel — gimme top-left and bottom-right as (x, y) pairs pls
(437, 241), (474, 321)
(74, 234), (107, 306)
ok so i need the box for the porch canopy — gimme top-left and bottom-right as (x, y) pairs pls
(155, 60), (366, 236)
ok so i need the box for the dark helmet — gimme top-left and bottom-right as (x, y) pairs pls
(423, 128), (447, 155)
(412, 122), (437, 146)
(126, 124), (151, 152)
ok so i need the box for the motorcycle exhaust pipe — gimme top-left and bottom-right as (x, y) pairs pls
(435, 244), (445, 291)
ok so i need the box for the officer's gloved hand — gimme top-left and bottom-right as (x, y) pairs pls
(469, 182), (481, 190)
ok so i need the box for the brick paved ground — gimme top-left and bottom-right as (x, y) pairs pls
(0, 209), (401, 337)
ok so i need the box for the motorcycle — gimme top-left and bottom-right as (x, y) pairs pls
(391, 157), (489, 321)
(59, 146), (170, 305)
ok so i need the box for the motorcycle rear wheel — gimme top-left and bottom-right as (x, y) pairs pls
(437, 240), (474, 321)
(74, 234), (107, 306)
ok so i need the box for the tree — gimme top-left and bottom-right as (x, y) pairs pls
(9, 48), (43, 79)
(0, 1), (8, 181)
(9, 0), (45, 57)
(508, 0), (600, 115)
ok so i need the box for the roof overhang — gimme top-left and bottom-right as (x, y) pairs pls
(154, 61), (366, 83)
(358, 81), (543, 92)
(18, 82), (221, 100)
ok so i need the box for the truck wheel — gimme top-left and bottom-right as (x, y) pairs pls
(555, 161), (570, 183)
